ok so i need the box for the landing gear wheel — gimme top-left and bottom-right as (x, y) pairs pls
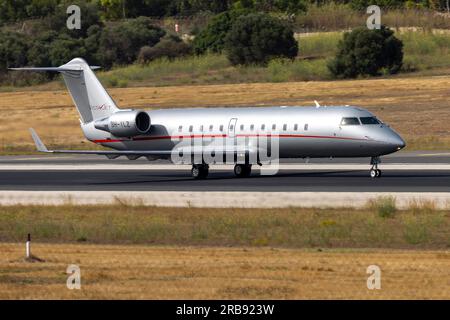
(234, 164), (252, 177)
(370, 156), (382, 179)
(191, 164), (209, 179)
(370, 169), (377, 179)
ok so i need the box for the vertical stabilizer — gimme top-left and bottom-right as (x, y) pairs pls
(59, 58), (119, 122)
(9, 58), (119, 123)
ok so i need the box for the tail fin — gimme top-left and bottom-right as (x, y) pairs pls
(10, 58), (118, 123)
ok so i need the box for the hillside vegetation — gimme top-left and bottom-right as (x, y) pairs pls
(2, 1), (450, 87)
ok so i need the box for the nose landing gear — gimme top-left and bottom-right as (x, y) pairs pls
(370, 156), (382, 178)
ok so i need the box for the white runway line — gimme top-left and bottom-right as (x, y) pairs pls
(0, 191), (449, 209)
(1, 163), (450, 170)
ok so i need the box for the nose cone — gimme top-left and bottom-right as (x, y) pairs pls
(384, 130), (406, 152)
(391, 135), (406, 150)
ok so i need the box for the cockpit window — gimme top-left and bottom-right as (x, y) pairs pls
(340, 117), (360, 125)
(360, 117), (380, 125)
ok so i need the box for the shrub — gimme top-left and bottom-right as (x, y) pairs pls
(48, 35), (87, 66)
(41, 0), (102, 38)
(235, 0), (307, 14)
(138, 35), (192, 64)
(328, 26), (403, 78)
(369, 196), (397, 218)
(98, 16), (166, 68)
(0, 31), (29, 69)
(192, 9), (251, 55)
(349, 0), (406, 10)
(224, 13), (298, 66)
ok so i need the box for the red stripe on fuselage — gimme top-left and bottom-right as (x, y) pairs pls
(91, 134), (366, 144)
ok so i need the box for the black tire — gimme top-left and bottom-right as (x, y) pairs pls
(192, 165), (209, 179)
(234, 164), (252, 177)
(370, 169), (377, 179)
(191, 166), (201, 179)
(376, 169), (382, 177)
(234, 164), (244, 177)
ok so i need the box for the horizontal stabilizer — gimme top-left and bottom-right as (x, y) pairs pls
(29, 128), (48, 152)
(9, 66), (100, 72)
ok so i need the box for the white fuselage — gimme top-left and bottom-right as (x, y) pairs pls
(81, 105), (405, 161)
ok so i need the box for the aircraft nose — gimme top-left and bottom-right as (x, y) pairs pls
(388, 133), (406, 150)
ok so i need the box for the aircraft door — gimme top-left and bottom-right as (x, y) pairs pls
(228, 118), (237, 138)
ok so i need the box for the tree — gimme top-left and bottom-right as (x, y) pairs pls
(98, 16), (166, 67)
(192, 9), (251, 54)
(224, 13), (298, 65)
(0, 31), (29, 69)
(236, 0), (307, 14)
(43, 0), (101, 38)
(328, 26), (403, 78)
(26, 31), (58, 67)
(348, 0), (406, 10)
(48, 34), (87, 66)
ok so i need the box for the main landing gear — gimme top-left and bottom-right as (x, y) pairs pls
(191, 164), (253, 179)
(191, 164), (209, 179)
(234, 164), (252, 178)
(370, 156), (382, 178)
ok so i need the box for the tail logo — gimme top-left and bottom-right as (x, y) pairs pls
(92, 104), (111, 111)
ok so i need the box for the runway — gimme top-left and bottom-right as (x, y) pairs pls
(0, 150), (449, 192)
(0, 152), (449, 207)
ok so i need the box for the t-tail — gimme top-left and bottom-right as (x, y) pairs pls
(10, 58), (119, 123)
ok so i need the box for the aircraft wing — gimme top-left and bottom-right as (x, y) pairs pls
(29, 128), (256, 159)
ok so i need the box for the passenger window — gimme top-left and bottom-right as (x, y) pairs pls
(283, 124), (287, 131)
(294, 124), (298, 131)
(209, 125), (213, 132)
(240, 124), (244, 131)
(340, 117), (360, 125)
(178, 125), (182, 132)
(219, 125), (224, 131)
(360, 117), (380, 125)
(261, 124), (265, 130)
(272, 124), (276, 130)
(199, 125), (203, 132)
(229, 124), (234, 131)
(304, 124), (308, 131)
(250, 124), (254, 131)
(189, 125), (193, 132)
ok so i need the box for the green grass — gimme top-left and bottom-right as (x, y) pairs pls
(0, 204), (448, 249)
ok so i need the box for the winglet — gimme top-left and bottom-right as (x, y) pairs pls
(29, 128), (49, 152)
(314, 100), (321, 108)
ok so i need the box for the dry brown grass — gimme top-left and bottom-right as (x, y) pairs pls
(1, 76), (450, 152)
(0, 243), (448, 299)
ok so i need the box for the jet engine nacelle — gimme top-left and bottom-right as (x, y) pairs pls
(94, 110), (151, 137)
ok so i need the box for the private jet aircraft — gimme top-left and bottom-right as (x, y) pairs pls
(11, 58), (405, 179)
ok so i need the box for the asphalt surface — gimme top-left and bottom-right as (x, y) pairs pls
(0, 169), (448, 192)
(0, 152), (448, 192)
(0, 150), (449, 165)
